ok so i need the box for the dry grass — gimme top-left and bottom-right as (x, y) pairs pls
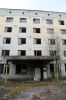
(0, 80), (66, 99)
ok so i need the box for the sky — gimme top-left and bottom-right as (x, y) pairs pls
(0, 0), (66, 12)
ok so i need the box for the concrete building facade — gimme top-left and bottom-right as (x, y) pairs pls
(0, 8), (66, 80)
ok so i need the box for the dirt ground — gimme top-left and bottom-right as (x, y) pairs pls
(0, 81), (66, 100)
(14, 85), (66, 100)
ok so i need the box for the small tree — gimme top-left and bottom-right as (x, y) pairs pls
(44, 32), (63, 80)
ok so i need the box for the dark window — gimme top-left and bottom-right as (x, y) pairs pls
(3, 38), (11, 44)
(6, 18), (13, 22)
(19, 27), (26, 33)
(48, 39), (55, 45)
(62, 39), (66, 45)
(34, 38), (41, 44)
(20, 18), (26, 23)
(46, 19), (53, 24)
(33, 19), (40, 24)
(18, 38), (26, 45)
(18, 50), (26, 56)
(5, 27), (12, 32)
(16, 64), (27, 74)
(64, 51), (66, 57)
(34, 50), (42, 56)
(50, 64), (54, 73)
(65, 64), (66, 72)
(33, 28), (40, 33)
(59, 20), (64, 25)
(2, 50), (10, 56)
(0, 64), (4, 73)
(16, 64), (21, 74)
(50, 51), (56, 56)
(60, 30), (66, 34)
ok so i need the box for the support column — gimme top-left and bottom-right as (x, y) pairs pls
(40, 68), (43, 81)
(5, 60), (8, 83)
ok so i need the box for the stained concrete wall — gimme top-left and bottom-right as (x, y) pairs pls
(0, 8), (66, 78)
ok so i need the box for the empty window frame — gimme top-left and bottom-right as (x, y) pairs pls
(65, 64), (66, 72)
(2, 50), (10, 56)
(5, 27), (12, 32)
(46, 19), (53, 24)
(6, 18), (13, 22)
(48, 39), (55, 45)
(60, 29), (66, 35)
(47, 29), (54, 34)
(62, 39), (66, 45)
(33, 28), (40, 33)
(19, 27), (26, 33)
(3, 38), (11, 44)
(18, 38), (26, 45)
(33, 19), (40, 24)
(58, 20), (64, 25)
(18, 50), (26, 56)
(34, 50), (42, 56)
(0, 64), (4, 73)
(20, 18), (27, 23)
(64, 51), (66, 57)
(50, 64), (54, 73)
(16, 64), (27, 74)
(34, 38), (41, 44)
(50, 51), (56, 56)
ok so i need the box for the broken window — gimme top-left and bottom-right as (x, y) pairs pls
(5, 27), (12, 32)
(33, 19), (40, 24)
(20, 18), (27, 23)
(19, 27), (26, 33)
(50, 64), (54, 73)
(6, 18), (13, 22)
(50, 51), (56, 56)
(16, 64), (27, 74)
(2, 50), (10, 56)
(48, 39), (55, 45)
(33, 28), (40, 33)
(34, 50), (42, 56)
(18, 38), (26, 45)
(60, 30), (66, 34)
(47, 29), (54, 34)
(58, 20), (64, 25)
(62, 39), (66, 45)
(3, 38), (11, 44)
(18, 50), (26, 56)
(34, 38), (41, 44)
(64, 51), (66, 57)
(46, 19), (53, 24)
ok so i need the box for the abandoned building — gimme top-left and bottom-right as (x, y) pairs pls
(0, 8), (66, 81)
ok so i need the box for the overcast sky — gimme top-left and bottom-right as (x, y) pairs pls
(0, 0), (66, 12)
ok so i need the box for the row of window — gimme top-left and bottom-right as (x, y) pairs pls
(1, 63), (66, 75)
(0, 64), (27, 74)
(4, 27), (66, 34)
(2, 38), (66, 45)
(6, 18), (65, 25)
(2, 50), (66, 57)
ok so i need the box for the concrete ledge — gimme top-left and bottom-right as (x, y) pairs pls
(3, 56), (59, 61)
